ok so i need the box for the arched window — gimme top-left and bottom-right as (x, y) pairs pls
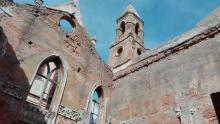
(27, 57), (62, 109)
(135, 23), (139, 35)
(120, 21), (125, 34)
(59, 18), (75, 33)
(90, 86), (103, 124)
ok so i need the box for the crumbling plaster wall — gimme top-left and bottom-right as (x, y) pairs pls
(109, 30), (220, 124)
(0, 4), (112, 124)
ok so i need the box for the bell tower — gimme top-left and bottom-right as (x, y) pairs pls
(109, 4), (145, 73)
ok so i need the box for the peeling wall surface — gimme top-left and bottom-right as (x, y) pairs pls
(110, 35), (220, 123)
(109, 5), (220, 124)
(1, 1), (220, 124)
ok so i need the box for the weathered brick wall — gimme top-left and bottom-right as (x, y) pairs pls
(109, 29), (220, 123)
(0, 4), (112, 124)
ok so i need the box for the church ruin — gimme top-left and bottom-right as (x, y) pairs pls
(0, 0), (220, 124)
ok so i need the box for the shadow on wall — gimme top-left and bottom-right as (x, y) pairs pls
(0, 26), (46, 124)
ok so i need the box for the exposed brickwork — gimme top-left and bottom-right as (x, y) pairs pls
(1, 1), (220, 124)
(0, 3), (112, 124)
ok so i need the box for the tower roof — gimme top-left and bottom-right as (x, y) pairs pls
(122, 4), (140, 18)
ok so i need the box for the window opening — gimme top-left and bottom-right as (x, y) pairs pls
(27, 58), (61, 109)
(116, 47), (123, 57)
(120, 21), (125, 34)
(135, 23), (139, 35)
(90, 87), (102, 124)
(59, 18), (74, 33)
(137, 48), (142, 55)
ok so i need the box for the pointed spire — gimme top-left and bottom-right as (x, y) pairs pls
(122, 3), (140, 18)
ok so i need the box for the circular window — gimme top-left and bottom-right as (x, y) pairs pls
(116, 47), (123, 56)
(59, 18), (74, 33)
(120, 21), (125, 34)
(137, 48), (142, 55)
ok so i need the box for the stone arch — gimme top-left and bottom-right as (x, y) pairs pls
(85, 82), (104, 111)
(27, 56), (62, 107)
(88, 85), (104, 124)
(59, 15), (76, 33)
(28, 53), (68, 123)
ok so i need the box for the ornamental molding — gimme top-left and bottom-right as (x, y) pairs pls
(58, 104), (82, 122)
(0, 82), (27, 99)
(20, 102), (56, 123)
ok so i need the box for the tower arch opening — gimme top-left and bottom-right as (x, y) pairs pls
(120, 21), (125, 34)
(135, 23), (139, 35)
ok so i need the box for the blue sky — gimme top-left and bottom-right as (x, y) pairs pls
(14, 0), (220, 63)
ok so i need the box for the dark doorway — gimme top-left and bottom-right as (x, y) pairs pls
(211, 92), (220, 122)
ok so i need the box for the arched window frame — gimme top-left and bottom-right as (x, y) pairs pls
(26, 54), (68, 119)
(27, 56), (63, 110)
(89, 86), (104, 124)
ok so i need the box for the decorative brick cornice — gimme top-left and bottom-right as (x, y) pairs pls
(58, 105), (82, 122)
(0, 82), (27, 99)
(113, 24), (220, 81)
